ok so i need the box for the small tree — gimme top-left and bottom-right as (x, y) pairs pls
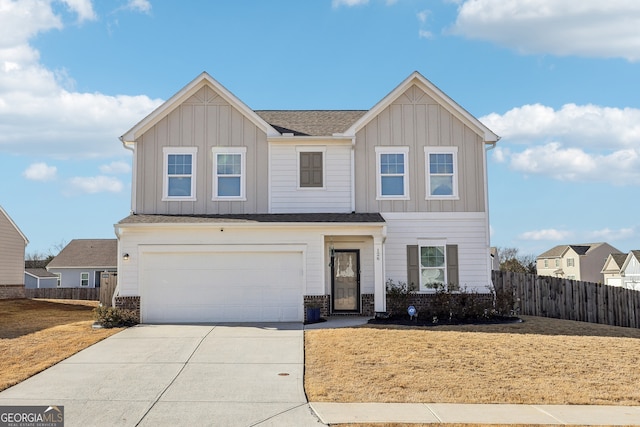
(496, 247), (536, 274)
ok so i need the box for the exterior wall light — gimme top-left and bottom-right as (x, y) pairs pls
(123, 253), (130, 261)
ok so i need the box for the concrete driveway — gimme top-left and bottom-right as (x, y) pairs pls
(0, 324), (325, 427)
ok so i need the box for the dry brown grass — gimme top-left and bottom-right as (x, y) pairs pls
(305, 316), (640, 405)
(332, 425), (620, 427)
(0, 298), (122, 391)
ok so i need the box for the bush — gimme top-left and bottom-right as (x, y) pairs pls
(93, 305), (138, 328)
(385, 279), (416, 316)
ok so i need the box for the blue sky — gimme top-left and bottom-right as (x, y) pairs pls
(1, 0), (639, 258)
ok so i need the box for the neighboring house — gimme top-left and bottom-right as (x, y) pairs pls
(537, 243), (621, 283)
(0, 206), (29, 298)
(602, 251), (640, 291)
(24, 268), (58, 289)
(46, 239), (117, 288)
(115, 71), (499, 323)
(601, 252), (629, 287)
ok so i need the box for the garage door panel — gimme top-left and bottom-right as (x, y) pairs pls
(141, 249), (304, 323)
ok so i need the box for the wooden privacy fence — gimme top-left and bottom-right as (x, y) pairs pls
(492, 270), (640, 328)
(25, 287), (99, 301)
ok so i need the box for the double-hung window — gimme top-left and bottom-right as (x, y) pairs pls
(80, 272), (89, 287)
(425, 147), (458, 199)
(213, 147), (246, 200)
(163, 147), (197, 200)
(420, 243), (446, 290)
(375, 146), (409, 199)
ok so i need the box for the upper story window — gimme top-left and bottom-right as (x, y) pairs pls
(163, 147), (197, 201)
(555, 259), (560, 267)
(298, 148), (325, 189)
(425, 147), (458, 199)
(375, 146), (409, 200)
(567, 258), (575, 267)
(213, 147), (246, 200)
(544, 259), (549, 268)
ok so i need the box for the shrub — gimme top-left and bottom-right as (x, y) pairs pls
(385, 279), (416, 316)
(93, 305), (138, 328)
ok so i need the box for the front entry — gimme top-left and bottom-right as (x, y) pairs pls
(332, 250), (360, 312)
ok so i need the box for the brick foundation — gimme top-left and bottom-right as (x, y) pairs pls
(361, 293), (375, 316)
(114, 296), (141, 323)
(304, 295), (330, 322)
(0, 284), (25, 299)
(385, 292), (494, 318)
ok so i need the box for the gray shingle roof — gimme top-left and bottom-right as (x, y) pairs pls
(538, 243), (604, 258)
(255, 110), (367, 136)
(118, 213), (385, 224)
(47, 239), (117, 268)
(611, 253), (629, 268)
(25, 268), (57, 278)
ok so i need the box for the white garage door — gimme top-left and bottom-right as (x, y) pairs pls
(140, 248), (304, 323)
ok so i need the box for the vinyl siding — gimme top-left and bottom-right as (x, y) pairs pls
(0, 213), (26, 285)
(382, 212), (491, 291)
(354, 85), (486, 213)
(116, 223), (384, 298)
(134, 85), (268, 214)
(270, 142), (352, 213)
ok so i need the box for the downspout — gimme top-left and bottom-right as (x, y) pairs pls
(350, 137), (356, 212)
(484, 137), (500, 286)
(115, 137), (135, 308)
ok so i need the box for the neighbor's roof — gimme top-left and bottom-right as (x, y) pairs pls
(255, 110), (367, 136)
(611, 253), (629, 268)
(47, 239), (117, 268)
(118, 213), (386, 225)
(538, 243), (605, 259)
(25, 268), (57, 278)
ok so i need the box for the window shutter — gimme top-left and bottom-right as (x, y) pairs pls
(407, 245), (419, 290)
(300, 152), (323, 187)
(446, 244), (459, 288)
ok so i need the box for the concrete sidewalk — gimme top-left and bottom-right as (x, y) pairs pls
(309, 402), (640, 425)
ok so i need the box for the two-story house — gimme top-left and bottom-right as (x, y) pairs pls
(114, 71), (498, 323)
(537, 242), (621, 283)
(602, 251), (640, 290)
(0, 206), (28, 299)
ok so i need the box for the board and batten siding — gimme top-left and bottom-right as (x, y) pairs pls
(0, 212), (26, 285)
(354, 85), (487, 214)
(382, 212), (491, 290)
(269, 142), (352, 213)
(134, 85), (269, 215)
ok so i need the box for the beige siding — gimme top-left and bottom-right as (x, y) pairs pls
(355, 84), (486, 213)
(134, 85), (268, 214)
(0, 213), (26, 285)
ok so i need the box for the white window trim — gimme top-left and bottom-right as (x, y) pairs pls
(296, 146), (326, 190)
(55, 273), (61, 287)
(212, 147), (247, 201)
(417, 239), (447, 292)
(162, 147), (197, 201)
(375, 146), (410, 200)
(425, 146), (459, 200)
(80, 272), (89, 287)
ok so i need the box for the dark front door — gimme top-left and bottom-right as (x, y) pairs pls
(332, 250), (360, 312)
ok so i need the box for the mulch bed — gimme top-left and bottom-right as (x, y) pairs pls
(368, 314), (522, 327)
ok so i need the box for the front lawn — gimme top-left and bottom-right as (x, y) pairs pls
(305, 315), (640, 405)
(0, 299), (122, 391)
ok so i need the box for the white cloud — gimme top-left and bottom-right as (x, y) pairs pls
(99, 161), (131, 174)
(0, 0), (163, 159)
(587, 227), (635, 242)
(125, 0), (151, 14)
(332, 0), (369, 7)
(68, 175), (123, 194)
(417, 10), (429, 23)
(519, 229), (572, 241)
(483, 104), (640, 185)
(418, 30), (433, 39)
(23, 162), (57, 181)
(450, 0), (640, 62)
(60, 0), (97, 22)
(481, 104), (640, 149)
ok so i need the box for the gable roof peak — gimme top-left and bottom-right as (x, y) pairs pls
(120, 72), (279, 144)
(0, 205), (28, 244)
(341, 71), (499, 143)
